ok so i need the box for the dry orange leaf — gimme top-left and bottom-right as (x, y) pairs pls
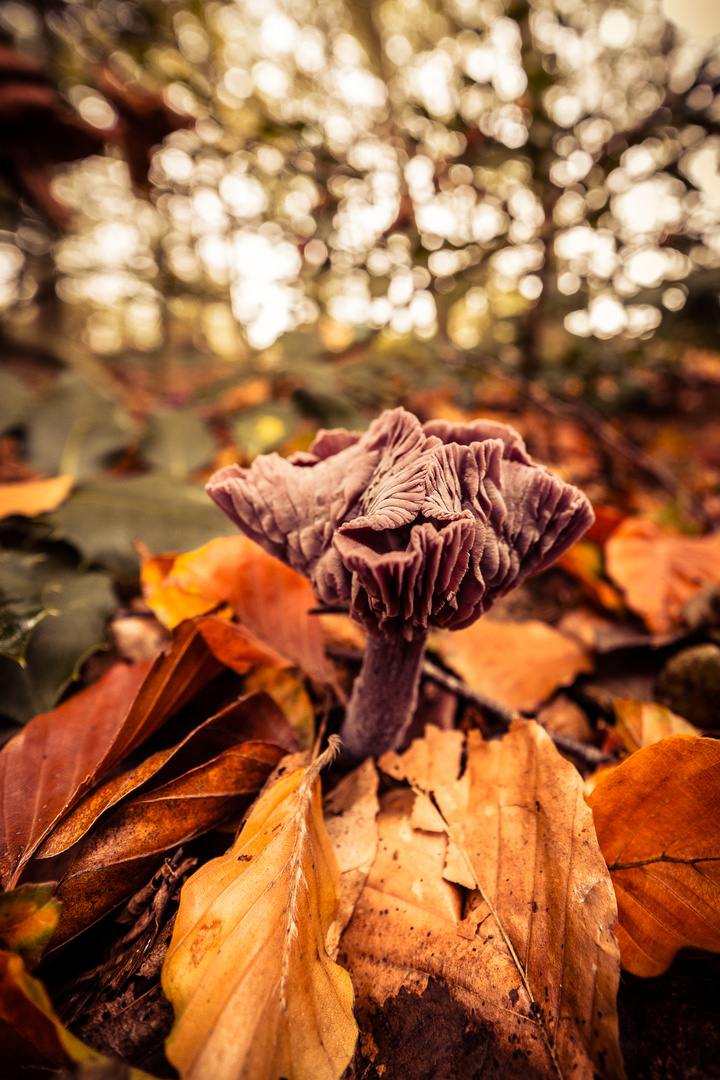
(52, 739), (284, 949)
(162, 739), (358, 1080)
(605, 518), (720, 633)
(613, 698), (701, 755)
(353, 724), (624, 1079)
(587, 734), (720, 977)
(0, 622), (221, 889)
(0, 475), (73, 520)
(434, 618), (592, 712)
(141, 536), (336, 687)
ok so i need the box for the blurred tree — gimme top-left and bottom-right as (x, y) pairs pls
(0, 0), (718, 412)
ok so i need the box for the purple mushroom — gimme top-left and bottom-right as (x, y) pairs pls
(206, 407), (594, 758)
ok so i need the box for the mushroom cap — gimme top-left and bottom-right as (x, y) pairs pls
(206, 407), (594, 638)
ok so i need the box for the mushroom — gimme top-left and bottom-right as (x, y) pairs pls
(206, 407), (594, 758)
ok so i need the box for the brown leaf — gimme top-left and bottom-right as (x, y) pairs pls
(340, 723), (624, 1079)
(37, 692), (297, 860)
(0, 476), (73, 520)
(605, 518), (720, 633)
(52, 740), (284, 948)
(587, 734), (720, 977)
(434, 618), (593, 712)
(0, 622), (221, 888)
(162, 739), (358, 1080)
(142, 537), (337, 687)
(0, 662), (148, 889)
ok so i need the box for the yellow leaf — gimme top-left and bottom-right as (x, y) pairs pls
(0, 476), (73, 521)
(162, 738), (358, 1080)
(587, 734), (720, 976)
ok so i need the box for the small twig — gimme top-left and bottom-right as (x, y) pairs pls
(422, 658), (613, 765)
(329, 645), (613, 766)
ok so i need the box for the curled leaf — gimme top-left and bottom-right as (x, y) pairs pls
(587, 734), (720, 976)
(0, 621), (221, 888)
(163, 739), (358, 1080)
(52, 740), (284, 948)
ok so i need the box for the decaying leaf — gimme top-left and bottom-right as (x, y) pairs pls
(434, 618), (592, 712)
(141, 536), (336, 687)
(0, 476), (73, 520)
(0, 949), (155, 1080)
(339, 723), (624, 1080)
(613, 698), (701, 754)
(0, 622), (221, 888)
(605, 518), (720, 633)
(587, 734), (720, 977)
(37, 692), (297, 860)
(52, 739), (285, 948)
(162, 739), (358, 1080)
(0, 884), (60, 968)
(324, 758), (380, 958)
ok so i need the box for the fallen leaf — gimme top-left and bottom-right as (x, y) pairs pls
(196, 614), (290, 674)
(52, 739), (285, 948)
(613, 699), (701, 754)
(0, 475), (73, 520)
(324, 759), (380, 958)
(242, 666), (316, 750)
(141, 536), (337, 687)
(557, 540), (625, 611)
(0, 884), (60, 968)
(341, 723), (624, 1079)
(162, 739), (358, 1080)
(605, 518), (720, 633)
(0, 622), (221, 888)
(0, 949), (155, 1079)
(587, 734), (720, 976)
(0, 549), (117, 715)
(37, 692), (297, 860)
(0, 662), (149, 889)
(434, 618), (592, 712)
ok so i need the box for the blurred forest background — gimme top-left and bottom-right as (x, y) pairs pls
(2, 0), (720, 721)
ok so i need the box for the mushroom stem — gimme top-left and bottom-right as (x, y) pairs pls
(339, 630), (428, 759)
